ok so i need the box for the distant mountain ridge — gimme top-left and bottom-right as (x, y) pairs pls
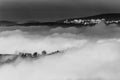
(1, 13), (120, 27)
(57, 13), (120, 26)
(58, 13), (120, 21)
(0, 21), (17, 26)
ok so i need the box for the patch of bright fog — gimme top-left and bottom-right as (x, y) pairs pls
(0, 22), (120, 80)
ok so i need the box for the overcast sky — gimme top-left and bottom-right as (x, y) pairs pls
(0, 0), (120, 21)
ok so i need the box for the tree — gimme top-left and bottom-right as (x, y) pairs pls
(42, 50), (47, 55)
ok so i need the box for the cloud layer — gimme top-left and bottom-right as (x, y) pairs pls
(0, 22), (120, 80)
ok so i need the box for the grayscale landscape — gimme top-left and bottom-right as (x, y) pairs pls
(0, 0), (120, 80)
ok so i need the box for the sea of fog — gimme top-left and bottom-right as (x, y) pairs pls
(0, 22), (120, 80)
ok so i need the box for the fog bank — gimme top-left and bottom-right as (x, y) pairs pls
(0, 22), (120, 80)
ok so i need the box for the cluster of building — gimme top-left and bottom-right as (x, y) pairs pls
(63, 18), (120, 25)
(105, 20), (120, 24)
(64, 19), (103, 24)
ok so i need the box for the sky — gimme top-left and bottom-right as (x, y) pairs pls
(0, 0), (120, 21)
